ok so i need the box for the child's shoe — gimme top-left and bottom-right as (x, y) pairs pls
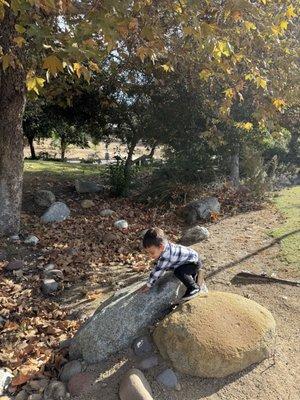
(180, 287), (200, 302)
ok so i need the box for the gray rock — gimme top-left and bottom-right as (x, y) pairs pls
(9, 235), (20, 242)
(75, 179), (104, 194)
(119, 369), (153, 400)
(43, 269), (64, 280)
(15, 390), (28, 400)
(184, 197), (220, 224)
(133, 336), (153, 357)
(137, 356), (159, 371)
(44, 263), (56, 272)
(24, 235), (39, 246)
(139, 229), (148, 239)
(43, 381), (67, 400)
(28, 395), (42, 400)
(35, 190), (56, 208)
(179, 226), (209, 245)
(156, 368), (180, 390)
(6, 260), (25, 271)
(67, 372), (94, 397)
(41, 202), (70, 223)
(59, 360), (82, 382)
(42, 279), (58, 294)
(100, 209), (115, 217)
(102, 232), (118, 244)
(0, 368), (13, 395)
(69, 273), (184, 363)
(114, 220), (129, 230)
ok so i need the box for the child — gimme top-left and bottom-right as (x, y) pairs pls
(139, 227), (207, 302)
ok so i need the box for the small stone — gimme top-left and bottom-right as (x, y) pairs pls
(156, 369), (180, 390)
(59, 360), (82, 382)
(35, 190), (56, 208)
(41, 202), (70, 224)
(100, 209), (115, 217)
(24, 235), (39, 246)
(44, 263), (55, 272)
(75, 180), (104, 194)
(179, 226), (209, 245)
(42, 279), (58, 295)
(81, 200), (95, 209)
(67, 373), (94, 397)
(0, 369), (13, 396)
(114, 220), (129, 230)
(9, 235), (20, 242)
(43, 381), (67, 400)
(119, 369), (153, 400)
(43, 269), (64, 280)
(28, 379), (48, 392)
(137, 356), (159, 371)
(5, 260), (24, 271)
(139, 229), (148, 239)
(27, 395), (42, 400)
(133, 336), (153, 357)
(15, 390), (28, 400)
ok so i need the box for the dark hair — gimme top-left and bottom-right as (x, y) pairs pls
(143, 227), (167, 248)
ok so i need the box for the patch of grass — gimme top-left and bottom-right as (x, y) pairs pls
(24, 160), (105, 180)
(271, 186), (300, 266)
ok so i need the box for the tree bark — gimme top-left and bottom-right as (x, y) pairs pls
(287, 129), (299, 164)
(230, 146), (240, 187)
(0, 8), (26, 236)
(61, 135), (67, 161)
(28, 136), (36, 159)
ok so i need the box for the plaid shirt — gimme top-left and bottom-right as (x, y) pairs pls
(146, 241), (199, 288)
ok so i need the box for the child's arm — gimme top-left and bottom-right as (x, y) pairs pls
(138, 259), (168, 293)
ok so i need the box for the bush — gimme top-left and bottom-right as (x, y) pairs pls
(108, 161), (138, 197)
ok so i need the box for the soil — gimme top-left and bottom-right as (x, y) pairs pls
(73, 207), (300, 400)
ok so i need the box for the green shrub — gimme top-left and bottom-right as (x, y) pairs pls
(108, 161), (138, 197)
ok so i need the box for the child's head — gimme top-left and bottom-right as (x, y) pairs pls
(143, 227), (167, 259)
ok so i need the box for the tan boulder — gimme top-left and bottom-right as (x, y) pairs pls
(153, 291), (276, 378)
(119, 369), (153, 400)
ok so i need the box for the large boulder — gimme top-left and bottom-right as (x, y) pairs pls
(119, 369), (153, 400)
(184, 197), (220, 224)
(75, 179), (104, 194)
(69, 274), (184, 363)
(153, 291), (276, 378)
(35, 190), (55, 208)
(179, 225), (209, 245)
(41, 202), (70, 223)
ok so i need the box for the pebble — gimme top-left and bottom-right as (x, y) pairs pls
(133, 336), (153, 357)
(156, 368), (181, 390)
(24, 235), (39, 245)
(119, 369), (153, 400)
(137, 356), (159, 370)
(15, 390), (28, 400)
(114, 220), (129, 230)
(27, 395), (42, 400)
(42, 279), (58, 294)
(100, 209), (115, 217)
(67, 372), (94, 396)
(5, 260), (24, 271)
(44, 269), (64, 280)
(43, 381), (67, 400)
(81, 200), (95, 209)
(9, 235), (20, 242)
(59, 360), (82, 382)
(28, 379), (49, 392)
(44, 263), (55, 272)
(0, 369), (13, 396)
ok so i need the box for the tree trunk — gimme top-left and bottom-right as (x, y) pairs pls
(288, 129), (299, 164)
(0, 8), (26, 236)
(61, 136), (67, 161)
(124, 140), (137, 178)
(28, 136), (36, 159)
(230, 146), (240, 187)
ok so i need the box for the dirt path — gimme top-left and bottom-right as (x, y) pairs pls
(75, 206), (300, 400)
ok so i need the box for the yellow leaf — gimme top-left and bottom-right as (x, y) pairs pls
(199, 69), (212, 81)
(224, 88), (234, 99)
(255, 76), (267, 89)
(213, 41), (232, 60)
(245, 73), (254, 81)
(73, 62), (82, 77)
(286, 5), (296, 18)
(15, 24), (26, 33)
(26, 76), (45, 94)
(235, 122), (253, 131)
(173, 3), (183, 13)
(42, 55), (63, 76)
(279, 20), (288, 31)
(244, 21), (256, 31)
(1, 53), (15, 71)
(89, 61), (100, 72)
(272, 98), (286, 111)
(13, 36), (26, 47)
(161, 63), (174, 72)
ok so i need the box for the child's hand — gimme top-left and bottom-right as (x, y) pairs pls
(138, 284), (150, 293)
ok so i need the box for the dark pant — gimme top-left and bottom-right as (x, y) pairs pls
(174, 262), (200, 291)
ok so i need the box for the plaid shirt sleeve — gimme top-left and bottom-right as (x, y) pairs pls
(146, 257), (169, 288)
